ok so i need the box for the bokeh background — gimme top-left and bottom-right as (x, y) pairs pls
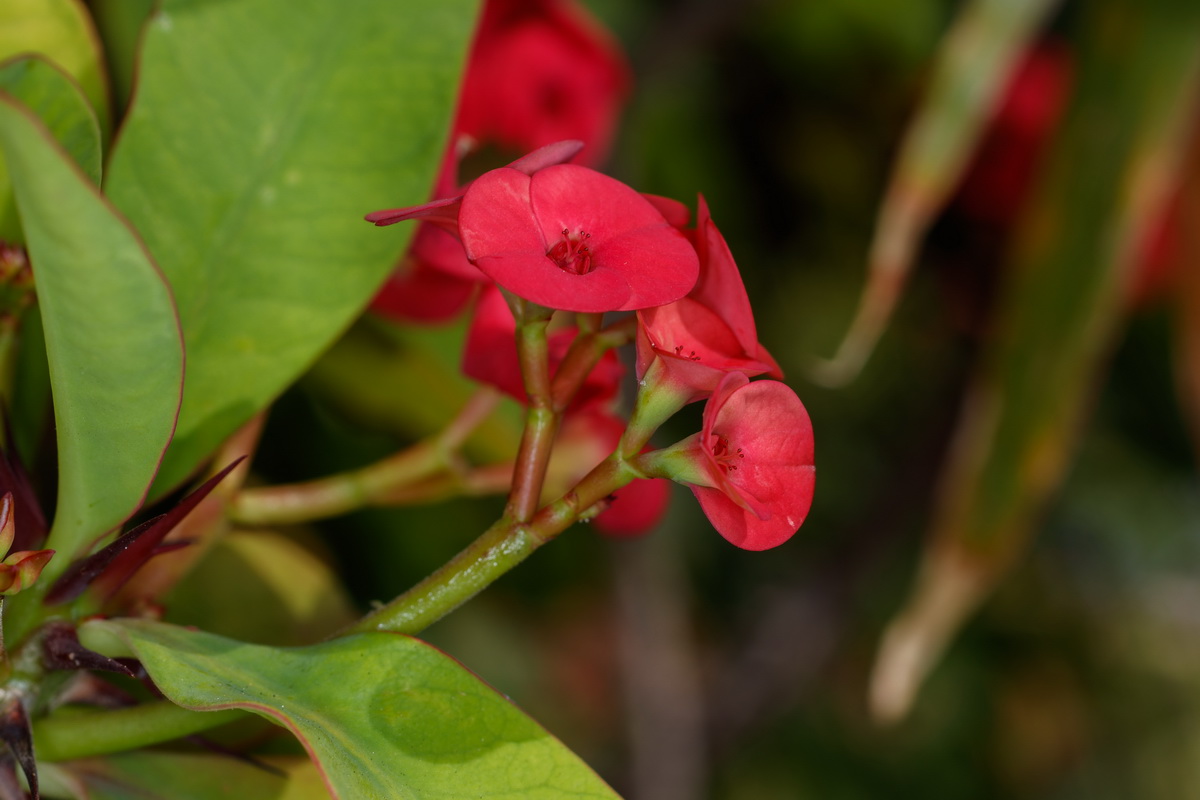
(237, 0), (1200, 797)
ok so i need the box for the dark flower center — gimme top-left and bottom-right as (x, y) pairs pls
(547, 228), (593, 275)
(710, 432), (744, 473)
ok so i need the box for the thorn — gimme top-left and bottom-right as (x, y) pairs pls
(0, 694), (36, 799)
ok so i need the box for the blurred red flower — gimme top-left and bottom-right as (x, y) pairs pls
(455, 0), (631, 166)
(593, 474), (671, 537)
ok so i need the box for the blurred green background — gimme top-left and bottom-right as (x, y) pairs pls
(243, 0), (1200, 797)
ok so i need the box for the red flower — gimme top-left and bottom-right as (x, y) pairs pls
(455, 0), (631, 166)
(458, 163), (699, 312)
(636, 197), (780, 401)
(369, 224), (481, 322)
(640, 373), (814, 550)
(956, 42), (1072, 227)
(364, 142), (586, 321)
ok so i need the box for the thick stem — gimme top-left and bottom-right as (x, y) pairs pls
(505, 318), (557, 523)
(377, 461), (514, 505)
(576, 311), (604, 336)
(232, 443), (444, 525)
(347, 452), (637, 636)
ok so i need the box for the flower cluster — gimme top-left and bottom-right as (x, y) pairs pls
(368, 0), (629, 324)
(366, 0), (814, 549)
(367, 145), (815, 548)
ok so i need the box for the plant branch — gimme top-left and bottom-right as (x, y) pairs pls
(346, 451), (639, 636)
(550, 314), (637, 412)
(230, 389), (500, 526)
(505, 318), (557, 524)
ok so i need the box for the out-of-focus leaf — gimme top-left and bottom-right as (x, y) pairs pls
(871, 0), (1200, 722)
(306, 318), (523, 464)
(87, 0), (154, 116)
(812, 0), (1060, 386)
(0, 0), (110, 241)
(42, 751), (329, 800)
(104, 0), (479, 497)
(0, 56), (100, 185)
(81, 619), (623, 800)
(0, 91), (182, 617)
(166, 529), (357, 646)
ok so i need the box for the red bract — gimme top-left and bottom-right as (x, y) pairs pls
(636, 197), (780, 400)
(459, 164), (698, 312)
(686, 373), (814, 550)
(455, 0), (630, 166)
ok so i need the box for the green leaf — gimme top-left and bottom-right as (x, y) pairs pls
(871, 0), (1200, 722)
(104, 0), (479, 496)
(813, 0), (1059, 385)
(166, 529), (358, 647)
(87, 0), (155, 116)
(42, 752), (329, 800)
(82, 619), (623, 800)
(0, 56), (101, 185)
(0, 93), (182, 587)
(0, 0), (110, 241)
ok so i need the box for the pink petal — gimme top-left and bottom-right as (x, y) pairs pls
(641, 194), (692, 229)
(694, 375), (816, 549)
(461, 164), (697, 312)
(692, 485), (804, 551)
(691, 196), (760, 355)
(595, 224), (698, 310)
(473, 253), (633, 312)
(508, 140), (586, 174)
(529, 164), (677, 241)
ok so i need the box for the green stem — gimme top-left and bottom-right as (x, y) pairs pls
(33, 702), (244, 762)
(619, 357), (692, 456)
(347, 452), (638, 636)
(230, 389), (499, 526)
(576, 311), (604, 335)
(376, 461), (514, 505)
